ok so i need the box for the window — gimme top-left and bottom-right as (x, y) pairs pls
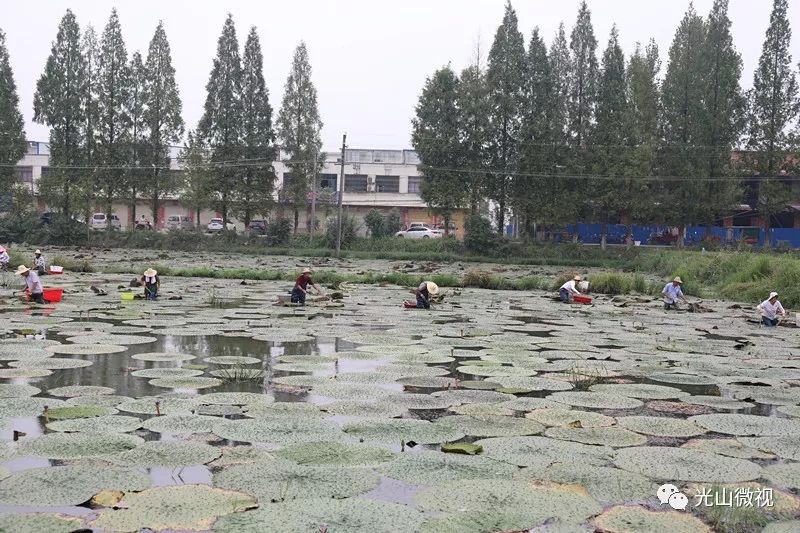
(404, 151), (421, 165)
(375, 175), (399, 193)
(407, 176), (421, 194)
(373, 150), (402, 163)
(26, 142), (38, 155)
(15, 167), (33, 183)
(319, 174), (337, 190)
(344, 174), (368, 192)
(41, 167), (50, 177)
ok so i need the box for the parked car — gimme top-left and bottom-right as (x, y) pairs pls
(247, 219), (267, 235)
(165, 214), (194, 231)
(90, 213), (121, 231)
(432, 223), (457, 236)
(395, 227), (441, 239)
(207, 218), (236, 232)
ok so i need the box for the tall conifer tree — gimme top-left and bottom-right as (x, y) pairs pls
(0, 28), (26, 196)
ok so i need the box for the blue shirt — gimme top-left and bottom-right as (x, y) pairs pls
(662, 283), (683, 304)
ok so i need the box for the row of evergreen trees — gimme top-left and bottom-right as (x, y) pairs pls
(412, 0), (800, 246)
(0, 10), (323, 229)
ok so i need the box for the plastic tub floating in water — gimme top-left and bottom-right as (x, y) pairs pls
(120, 292), (135, 301)
(28, 288), (63, 303)
(573, 294), (592, 305)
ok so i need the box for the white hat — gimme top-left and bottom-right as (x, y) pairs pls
(574, 275), (582, 281)
(426, 282), (439, 296)
(144, 268), (157, 277)
(34, 250), (41, 254)
(302, 268), (312, 274)
(769, 292), (779, 299)
(15, 265), (29, 275)
(673, 277), (683, 284)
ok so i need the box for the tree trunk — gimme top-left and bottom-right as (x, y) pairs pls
(293, 208), (299, 235)
(600, 222), (607, 251)
(496, 198), (505, 235)
(444, 214), (451, 237)
(677, 225), (685, 249)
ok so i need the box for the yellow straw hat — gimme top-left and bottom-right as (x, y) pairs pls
(15, 265), (30, 275)
(144, 268), (157, 277)
(673, 276), (683, 284)
(426, 282), (439, 296)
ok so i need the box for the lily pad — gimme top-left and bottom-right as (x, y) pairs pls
(547, 391), (644, 410)
(244, 402), (324, 419)
(681, 438), (775, 459)
(213, 459), (380, 502)
(430, 389), (514, 405)
(0, 465), (150, 506)
(497, 397), (566, 411)
(683, 395), (755, 410)
(737, 436), (800, 460)
(130, 368), (204, 378)
(46, 414), (143, 433)
(616, 416), (707, 438)
(10, 358), (92, 369)
(197, 392), (274, 406)
(208, 446), (277, 468)
(545, 426), (648, 447)
(0, 383), (41, 397)
(689, 413), (800, 436)
(384, 393), (453, 410)
(589, 383), (688, 400)
(203, 356), (261, 365)
(131, 351), (196, 362)
(343, 418), (465, 445)
(214, 417), (344, 445)
(112, 441), (222, 468)
(66, 333), (157, 345)
(46, 343), (127, 355)
(0, 368), (52, 378)
(614, 446), (762, 482)
(517, 463), (654, 504)
(442, 442), (483, 455)
(0, 397), (63, 417)
(149, 376), (223, 389)
(322, 401), (406, 418)
(19, 432), (143, 459)
(378, 450), (517, 484)
(117, 397), (199, 415)
(214, 497), (424, 533)
(525, 408), (615, 428)
(592, 505), (712, 532)
(90, 484), (256, 532)
(142, 414), (220, 435)
(44, 405), (117, 419)
(449, 402), (515, 417)
(434, 414), (544, 437)
(275, 441), (395, 466)
(0, 513), (84, 533)
(475, 435), (613, 468)
(47, 385), (115, 397)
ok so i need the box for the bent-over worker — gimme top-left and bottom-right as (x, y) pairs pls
(559, 275), (583, 303)
(414, 281), (440, 309)
(757, 291), (786, 327)
(0, 247), (9, 271)
(17, 265), (45, 304)
(662, 276), (689, 310)
(33, 250), (46, 275)
(141, 268), (160, 300)
(291, 268), (322, 305)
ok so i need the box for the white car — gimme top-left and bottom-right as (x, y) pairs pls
(90, 213), (121, 231)
(395, 227), (441, 239)
(207, 218), (236, 232)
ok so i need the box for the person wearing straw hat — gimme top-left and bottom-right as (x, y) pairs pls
(662, 276), (689, 310)
(559, 275), (583, 303)
(413, 281), (439, 309)
(0, 247), (9, 271)
(140, 268), (160, 300)
(16, 265), (45, 304)
(757, 291), (786, 327)
(291, 267), (323, 305)
(32, 250), (46, 275)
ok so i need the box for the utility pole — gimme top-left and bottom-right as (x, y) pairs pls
(335, 133), (347, 258)
(310, 151), (318, 239)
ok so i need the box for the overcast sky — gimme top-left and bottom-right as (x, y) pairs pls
(4, 0), (800, 151)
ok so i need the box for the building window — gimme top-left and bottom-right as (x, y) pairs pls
(404, 150), (421, 165)
(344, 174), (368, 192)
(375, 175), (399, 193)
(319, 174), (337, 190)
(15, 167), (33, 183)
(26, 142), (38, 155)
(408, 176), (421, 193)
(41, 167), (50, 177)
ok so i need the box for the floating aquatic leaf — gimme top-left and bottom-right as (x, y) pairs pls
(0, 465), (150, 506)
(379, 450), (516, 484)
(197, 392), (274, 406)
(430, 389), (514, 406)
(343, 418), (465, 445)
(497, 397), (566, 411)
(649, 373), (718, 386)
(383, 393), (453, 410)
(0, 368), (52, 378)
(737, 436), (800, 460)
(90, 484), (256, 532)
(19, 432), (143, 459)
(492, 376), (574, 392)
(46, 414), (143, 433)
(66, 334), (157, 345)
(434, 414), (544, 438)
(0, 513), (84, 533)
(763, 521), (800, 533)
(0, 383), (40, 398)
(66, 394), (132, 408)
(456, 365), (538, 377)
(117, 397), (199, 415)
(476, 435), (613, 468)
(203, 356), (261, 365)
(47, 385), (114, 398)
(142, 414), (220, 435)
(614, 446), (762, 482)
(149, 376), (222, 389)
(589, 383), (688, 400)
(214, 497), (424, 533)
(683, 395), (755, 410)
(123, 318), (187, 327)
(214, 417), (344, 445)
(244, 402), (324, 418)
(393, 353), (455, 364)
(213, 459), (380, 502)
(45, 343), (126, 355)
(681, 438), (775, 459)
(44, 405), (117, 419)
(130, 368), (204, 378)
(591, 505), (712, 532)
(10, 358), (92, 369)
(275, 441), (395, 467)
(449, 402), (515, 417)
(397, 376), (458, 388)
(321, 401), (406, 418)
(131, 351), (196, 362)
(616, 416), (707, 438)
(547, 391), (644, 409)
(545, 426), (647, 447)
(516, 462), (654, 504)
(311, 382), (395, 400)
(112, 441), (221, 468)
(689, 413), (800, 436)
(197, 404), (242, 416)
(0, 397), (64, 417)
(525, 408), (615, 428)
(208, 446), (276, 468)
(777, 405), (800, 418)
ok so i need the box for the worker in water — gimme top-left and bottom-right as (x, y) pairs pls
(32, 250), (46, 275)
(141, 268), (160, 300)
(559, 275), (583, 303)
(291, 267), (323, 305)
(757, 291), (787, 327)
(413, 281), (439, 309)
(16, 265), (45, 304)
(0, 247), (9, 271)
(662, 276), (689, 310)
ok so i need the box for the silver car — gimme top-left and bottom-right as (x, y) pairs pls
(395, 226), (441, 239)
(165, 215), (194, 231)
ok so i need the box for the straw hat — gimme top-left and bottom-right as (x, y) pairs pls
(302, 268), (312, 274)
(34, 250), (41, 255)
(673, 276), (683, 284)
(426, 282), (439, 296)
(15, 265), (29, 275)
(144, 268), (157, 277)
(769, 291), (779, 300)
(573, 275), (582, 281)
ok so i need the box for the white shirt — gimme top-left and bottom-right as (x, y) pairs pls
(24, 271), (43, 294)
(662, 283), (684, 304)
(34, 256), (45, 268)
(0, 252), (8, 264)
(758, 299), (786, 320)
(560, 280), (580, 294)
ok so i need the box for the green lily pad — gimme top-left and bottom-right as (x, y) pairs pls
(592, 505), (713, 532)
(214, 497), (424, 533)
(343, 418), (465, 445)
(589, 383), (689, 399)
(525, 408), (615, 428)
(764, 521), (800, 533)
(90, 484), (256, 532)
(131, 352), (196, 362)
(457, 365), (538, 377)
(497, 397), (566, 411)
(0, 397), (64, 417)
(434, 414), (544, 437)
(142, 414), (220, 435)
(213, 460), (380, 502)
(393, 353), (455, 364)
(275, 441), (395, 466)
(379, 450), (516, 484)
(430, 389), (514, 405)
(209, 446), (277, 468)
(0, 368), (52, 378)
(47, 385), (115, 397)
(397, 376), (458, 388)
(46, 414), (143, 433)
(310, 382), (394, 400)
(492, 376), (575, 392)
(243, 402), (324, 419)
(689, 414), (800, 436)
(683, 395), (755, 410)
(0, 513), (84, 533)
(616, 416), (707, 438)
(10, 358), (92, 369)
(383, 393), (453, 410)
(0, 384), (41, 397)
(117, 397), (199, 415)
(149, 376), (222, 389)
(681, 438), (775, 459)
(214, 417), (344, 445)
(46, 343), (127, 355)
(649, 373), (717, 386)
(66, 395), (132, 408)
(545, 426), (648, 447)
(442, 442), (483, 455)
(737, 436), (800, 460)
(204, 356), (261, 365)
(19, 432), (143, 459)
(130, 368), (204, 378)
(0, 465), (150, 506)
(614, 446), (762, 482)
(516, 462), (654, 504)
(112, 441), (222, 468)
(197, 392), (274, 406)
(44, 405), (117, 419)
(66, 333), (157, 345)
(547, 392), (644, 409)
(321, 401), (406, 418)
(476, 435), (613, 468)
(449, 402), (515, 417)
